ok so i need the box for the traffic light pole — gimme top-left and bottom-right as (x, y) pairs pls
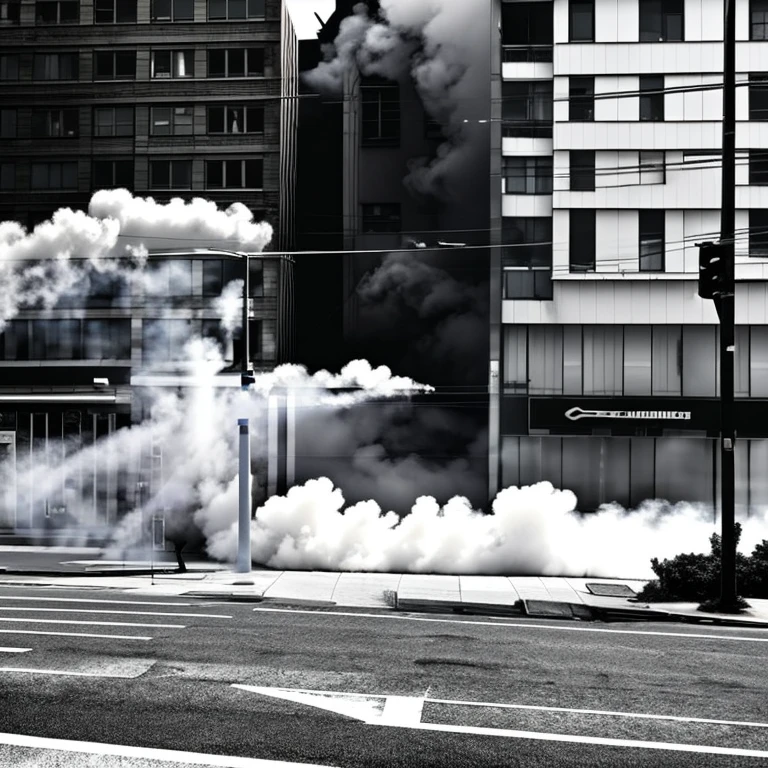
(718, 0), (738, 610)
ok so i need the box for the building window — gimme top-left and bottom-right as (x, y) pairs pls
(683, 326), (717, 397)
(205, 159), (263, 189)
(150, 106), (193, 136)
(570, 150), (595, 191)
(145, 259), (193, 297)
(569, 77), (594, 122)
(31, 108), (78, 138)
(639, 210), (664, 271)
(652, 325), (682, 396)
(503, 269), (553, 300)
(33, 53), (78, 80)
(583, 326), (623, 395)
(750, 150), (768, 185)
(640, 75), (664, 121)
(93, 106), (134, 137)
(0, 54), (19, 80)
(0, 1), (20, 24)
(639, 150), (665, 184)
(361, 78), (400, 146)
(502, 217), (552, 267)
(36, 0), (78, 23)
(202, 259), (245, 296)
(93, 159), (133, 188)
(569, 209), (595, 272)
(207, 48), (264, 77)
(502, 81), (553, 137)
(502, 157), (552, 194)
(93, 50), (136, 80)
(0, 108), (16, 138)
(30, 161), (78, 189)
(0, 163), (14, 190)
(639, 0), (684, 42)
(151, 0), (193, 21)
(94, 0), (136, 22)
(151, 50), (193, 78)
(749, 74), (768, 120)
(84, 319), (131, 359)
(208, 0), (264, 20)
(569, 0), (594, 42)
(752, 0), (768, 40)
(207, 105), (264, 134)
(361, 203), (401, 233)
(150, 159), (191, 189)
(750, 209), (768, 256)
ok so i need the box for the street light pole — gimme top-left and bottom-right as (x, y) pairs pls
(237, 251), (253, 574)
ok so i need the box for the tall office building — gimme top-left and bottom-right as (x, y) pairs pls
(490, 0), (768, 512)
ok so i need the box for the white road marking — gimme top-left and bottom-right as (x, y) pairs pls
(0, 732), (336, 767)
(0, 596), (194, 607)
(0, 607), (231, 618)
(0, 628), (151, 640)
(0, 667), (140, 678)
(0, 647), (30, 654)
(238, 686), (768, 759)
(0, 617), (184, 628)
(252, 607), (768, 643)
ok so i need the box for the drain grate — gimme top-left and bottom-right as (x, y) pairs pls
(586, 583), (637, 598)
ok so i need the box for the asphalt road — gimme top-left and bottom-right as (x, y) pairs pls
(0, 583), (767, 767)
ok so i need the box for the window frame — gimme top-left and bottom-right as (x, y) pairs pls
(639, 150), (666, 184)
(360, 78), (401, 146)
(93, 50), (136, 81)
(751, 0), (768, 40)
(207, 0), (265, 21)
(0, 0), (21, 24)
(150, 49), (194, 78)
(150, 105), (194, 136)
(639, 0), (684, 42)
(206, 104), (264, 134)
(0, 107), (17, 138)
(207, 47), (264, 78)
(93, 106), (134, 137)
(569, 209), (596, 272)
(502, 156), (553, 195)
(149, 158), (192, 190)
(94, 0), (137, 23)
(749, 209), (768, 256)
(749, 150), (768, 185)
(749, 73), (768, 120)
(569, 0), (594, 43)
(639, 75), (665, 121)
(33, 52), (79, 81)
(31, 107), (79, 138)
(30, 161), (78, 190)
(92, 159), (134, 189)
(638, 209), (665, 272)
(35, 0), (79, 24)
(502, 217), (553, 268)
(150, 0), (194, 21)
(0, 162), (14, 190)
(570, 149), (596, 191)
(569, 76), (594, 122)
(205, 158), (263, 189)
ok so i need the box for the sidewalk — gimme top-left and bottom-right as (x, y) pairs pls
(3, 563), (768, 628)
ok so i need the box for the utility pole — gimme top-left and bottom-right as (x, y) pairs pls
(718, 0), (737, 610)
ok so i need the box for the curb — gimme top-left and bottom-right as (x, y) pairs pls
(394, 596), (524, 617)
(0, 568), (184, 578)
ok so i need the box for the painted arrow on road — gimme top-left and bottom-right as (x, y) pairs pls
(233, 685), (768, 759)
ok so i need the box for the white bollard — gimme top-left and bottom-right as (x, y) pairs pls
(236, 418), (251, 574)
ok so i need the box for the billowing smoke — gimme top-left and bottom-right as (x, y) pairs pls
(208, 477), (768, 579)
(0, 190), (272, 331)
(304, 0), (489, 198)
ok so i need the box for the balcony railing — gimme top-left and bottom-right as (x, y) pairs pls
(502, 45), (553, 64)
(502, 120), (553, 139)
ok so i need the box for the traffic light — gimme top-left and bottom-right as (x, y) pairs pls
(697, 241), (731, 300)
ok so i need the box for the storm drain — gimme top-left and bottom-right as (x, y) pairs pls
(585, 583), (637, 598)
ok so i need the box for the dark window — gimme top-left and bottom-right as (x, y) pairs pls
(361, 203), (401, 233)
(502, 217), (552, 267)
(1, 108), (17, 137)
(151, 49), (193, 77)
(0, 163), (15, 190)
(84, 319), (130, 359)
(569, 209), (595, 272)
(502, 81), (553, 122)
(0, 54), (19, 80)
(207, 48), (263, 77)
(569, 77), (594, 121)
(501, 2), (552, 45)
(639, 210), (664, 271)
(503, 269), (553, 300)
(750, 74), (768, 120)
(750, 151), (768, 185)
(206, 104), (264, 134)
(208, 0), (264, 20)
(569, 0), (594, 42)
(145, 259), (193, 296)
(205, 158), (262, 188)
(30, 319), (82, 360)
(0, 1), (20, 24)
(752, 0), (768, 40)
(361, 79), (400, 145)
(249, 258), (263, 298)
(750, 209), (768, 256)
(31, 108), (78, 137)
(33, 53), (78, 80)
(151, 0), (193, 20)
(94, 50), (136, 80)
(150, 159), (191, 189)
(93, 159), (133, 188)
(93, 106), (134, 136)
(640, 75), (664, 121)
(36, 0), (78, 23)
(94, 0), (137, 22)
(30, 162), (78, 189)
(639, 0), (684, 42)
(502, 157), (552, 194)
(639, 150), (665, 184)
(150, 106), (193, 135)
(570, 150), (595, 191)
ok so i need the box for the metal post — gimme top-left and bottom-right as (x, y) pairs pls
(241, 253), (250, 375)
(236, 418), (251, 573)
(718, 0), (737, 610)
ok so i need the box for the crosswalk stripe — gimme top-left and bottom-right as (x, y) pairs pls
(0, 617), (184, 629)
(0, 607), (231, 619)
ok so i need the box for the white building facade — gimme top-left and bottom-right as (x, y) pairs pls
(489, 0), (768, 512)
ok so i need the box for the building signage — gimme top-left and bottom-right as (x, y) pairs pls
(565, 407), (692, 422)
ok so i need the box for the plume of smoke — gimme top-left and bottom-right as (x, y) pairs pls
(207, 477), (768, 579)
(212, 279), (245, 335)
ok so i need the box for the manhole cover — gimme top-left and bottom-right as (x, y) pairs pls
(586, 583), (637, 598)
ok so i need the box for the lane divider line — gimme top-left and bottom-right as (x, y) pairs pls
(0, 647), (31, 654)
(0, 596), (194, 607)
(0, 629), (151, 640)
(0, 618), (184, 629)
(0, 608), (232, 619)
